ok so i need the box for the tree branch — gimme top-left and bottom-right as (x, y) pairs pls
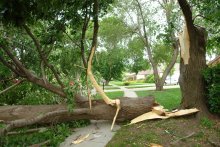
(0, 108), (89, 136)
(0, 44), (30, 75)
(81, 1), (91, 68)
(1, 44), (66, 97)
(0, 80), (25, 95)
(23, 24), (64, 88)
(177, 0), (195, 38)
(135, 0), (160, 84)
(0, 55), (22, 76)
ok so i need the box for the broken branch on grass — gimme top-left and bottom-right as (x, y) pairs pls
(7, 127), (47, 135)
(29, 140), (50, 147)
(171, 132), (195, 145)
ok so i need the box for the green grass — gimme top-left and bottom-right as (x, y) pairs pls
(110, 81), (148, 86)
(126, 85), (153, 89)
(136, 88), (181, 110)
(104, 86), (120, 90)
(94, 91), (124, 100)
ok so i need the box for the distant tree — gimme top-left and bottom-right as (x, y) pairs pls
(127, 37), (150, 74)
(94, 48), (125, 85)
(115, 0), (180, 90)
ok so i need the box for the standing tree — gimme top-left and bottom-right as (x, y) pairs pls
(115, 0), (180, 90)
(177, 0), (210, 115)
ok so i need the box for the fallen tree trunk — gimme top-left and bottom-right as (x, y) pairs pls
(0, 96), (155, 135)
(0, 96), (155, 124)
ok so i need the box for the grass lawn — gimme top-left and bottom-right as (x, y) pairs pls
(110, 81), (150, 86)
(126, 85), (153, 89)
(93, 91), (124, 100)
(103, 86), (120, 90)
(136, 88), (181, 110)
(107, 117), (220, 147)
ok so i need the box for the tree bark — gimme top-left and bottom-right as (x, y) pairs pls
(0, 96), (155, 123)
(178, 0), (209, 116)
(0, 96), (155, 135)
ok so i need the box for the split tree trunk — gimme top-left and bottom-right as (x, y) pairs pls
(179, 27), (208, 112)
(0, 96), (155, 124)
(178, 0), (210, 116)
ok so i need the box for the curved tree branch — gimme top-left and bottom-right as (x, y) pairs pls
(0, 44), (66, 97)
(23, 24), (64, 88)
(86, 0), (121, 130)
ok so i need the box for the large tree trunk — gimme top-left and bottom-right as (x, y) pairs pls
(178, 0), (210, 116)
(0, 96), (155, 129)
(179, 27), (208, 113)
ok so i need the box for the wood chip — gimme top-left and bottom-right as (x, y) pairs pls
(150, 143), (163, 147)
(72, 134), (90, 144)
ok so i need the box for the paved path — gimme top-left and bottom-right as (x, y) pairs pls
(60, 120), (120, 147)
(60, 85), (140, 147)
(104, 84), (180, 92)
(110, 84), (138, 98)
(61, 84), (163, 147)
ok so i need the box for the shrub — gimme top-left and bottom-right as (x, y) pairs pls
(203, 64), (220, 115)
(145, 74), (155, 83)
(123, 81), (130, 86)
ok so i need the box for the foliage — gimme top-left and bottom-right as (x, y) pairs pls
(203, 64), (220, 115)
(152, 40), (173, 65)
(94, 48), (126, 82)
(0, 120), (90, 147)
(192, 0), (220, 54)
(127, 37), (150, 74)
(145, 74), (155, 83)
(99, 16), (131, 48)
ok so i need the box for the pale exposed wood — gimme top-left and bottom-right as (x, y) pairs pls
(72, 134), (90, 144)
(130, 107), (199, 125)
(179, 25), (190, 64)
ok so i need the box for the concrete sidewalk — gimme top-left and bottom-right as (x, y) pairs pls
(104, 85), (180, 92)
(60, 120), (120, 147)
(109, 84), (138, 98)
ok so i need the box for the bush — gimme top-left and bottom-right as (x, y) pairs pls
(123, 81), (130, 86)
(203, 64), (220, 115)
(145, 74), (155, 83)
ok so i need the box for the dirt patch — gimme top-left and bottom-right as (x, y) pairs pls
(107, 116), (220, 147)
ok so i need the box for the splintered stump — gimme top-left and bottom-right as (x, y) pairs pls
(0, 96), (155, 124)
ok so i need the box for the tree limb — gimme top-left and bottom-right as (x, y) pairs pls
(86, 0), (121, 130)
(0, 80), (25, 95)
(0, 55), (22, 76)
(23, 24), (64, 88)
(0, 108), (89, 136)
(135, 0), (160, 85)
(81, 0), (91, 68)
(177, 0), (195, 39)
